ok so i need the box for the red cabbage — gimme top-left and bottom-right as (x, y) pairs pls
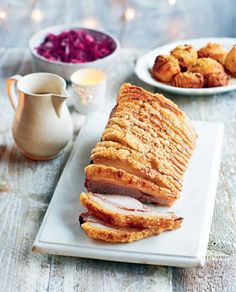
(36, 29), (116, 63)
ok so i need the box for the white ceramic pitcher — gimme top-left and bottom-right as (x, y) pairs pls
(7, 72), (73, 160)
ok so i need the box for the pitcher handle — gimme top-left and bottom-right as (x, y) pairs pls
(7, 75), (22, 111)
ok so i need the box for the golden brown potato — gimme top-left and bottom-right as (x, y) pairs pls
(188, 57), (224, 76)
(198, 43), (228, 65)
(172, 72), (205, 88)
(206, 71), (230, 87)
(152, 55), (180, 83)
(171, 44), (198, 70)
(225, 45), (236, 77)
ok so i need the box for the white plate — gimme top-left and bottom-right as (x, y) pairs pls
(135, 37), (236, 95)
(33, 113), (224, 267)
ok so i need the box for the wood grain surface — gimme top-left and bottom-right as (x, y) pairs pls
(0, 48), (235, 292)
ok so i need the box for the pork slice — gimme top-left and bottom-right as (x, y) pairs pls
(79, 212), (164, 243)
(80, 192), (183, 229)
(85, 178), (176, 206)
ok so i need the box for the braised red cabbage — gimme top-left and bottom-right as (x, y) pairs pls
(36, 29), (116, 63)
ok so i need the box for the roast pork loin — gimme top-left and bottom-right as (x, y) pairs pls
(84, 83), (197, 206)
(80, 83), (196, 243)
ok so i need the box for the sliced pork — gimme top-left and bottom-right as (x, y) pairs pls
(79, 212), (165, 243)
(85, 164), (178, 206)
(80, 192), (183, 230)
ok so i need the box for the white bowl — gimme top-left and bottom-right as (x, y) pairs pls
(29, 24), (120, 81)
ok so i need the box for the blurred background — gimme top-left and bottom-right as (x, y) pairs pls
(1, 0), (236, 48)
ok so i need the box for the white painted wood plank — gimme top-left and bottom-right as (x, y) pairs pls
(172, 256), (236, 292)
(48, 258), (173, 292)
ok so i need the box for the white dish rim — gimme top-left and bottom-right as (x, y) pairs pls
(135, 37), (236, 96)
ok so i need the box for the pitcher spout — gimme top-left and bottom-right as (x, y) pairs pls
(51, 94), (68, 118)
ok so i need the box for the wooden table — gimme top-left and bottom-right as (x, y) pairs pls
(0, 48), (236, 292)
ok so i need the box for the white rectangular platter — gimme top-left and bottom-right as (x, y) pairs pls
(33, 112), (224, 267)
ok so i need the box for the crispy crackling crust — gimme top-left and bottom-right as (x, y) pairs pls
(80, 221), (163, 243)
